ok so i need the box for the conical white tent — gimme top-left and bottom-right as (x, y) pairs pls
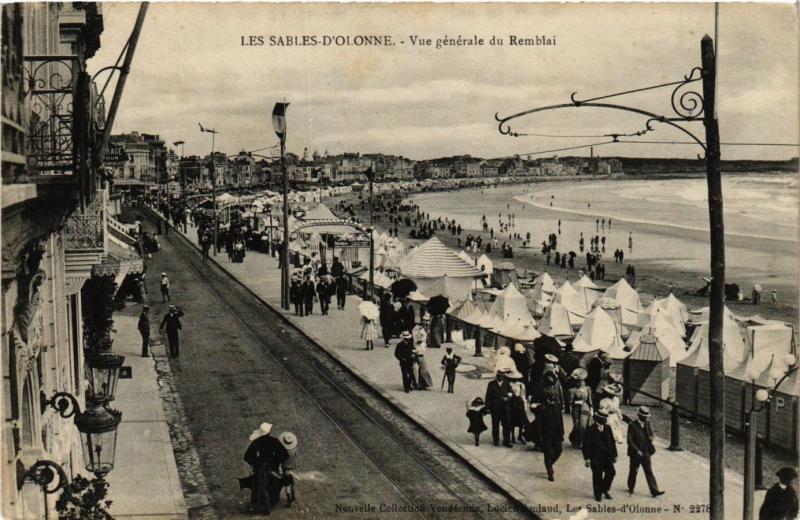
(486, 284), (537, 332)
(686, 315), (747, 369)
(554, 281), (588, 326)
(626, 314), (688, 367)
(687, 305), (739, 324)
(396, 237), (482, 301)
(477, 254), (493, 275)
(572, 307), (626, 353)
(656, 293), (689, 323)
(575, 275), (602, 290)
(538, 301), (575, 337)
(529, 272), (556, 317)
(637, 301), (686, 337)
(449, 298), (477, 322)
(497, 318), (541, 342)
(603, 278), (643, 327)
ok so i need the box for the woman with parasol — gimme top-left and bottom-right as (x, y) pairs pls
(359, 300), (380, 351)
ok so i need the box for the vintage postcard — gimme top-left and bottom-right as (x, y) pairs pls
(1, 2), (798, 519)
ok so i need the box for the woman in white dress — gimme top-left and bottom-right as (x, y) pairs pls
(494, 345), (518, 375)
(598, 383), (626, 444)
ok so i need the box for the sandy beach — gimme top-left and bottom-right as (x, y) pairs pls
(330, 174), (798, 327)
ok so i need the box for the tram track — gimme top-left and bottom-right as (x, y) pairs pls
(152, 209), (539, 520)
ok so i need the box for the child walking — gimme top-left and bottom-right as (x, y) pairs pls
(279, 431), (298, 506)
(360, 316), (378, 350)
(466, 397), (489, 446)
(441, 347), (462, 393)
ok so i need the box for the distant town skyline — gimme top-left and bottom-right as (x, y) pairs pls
(92, 3), (798, 161)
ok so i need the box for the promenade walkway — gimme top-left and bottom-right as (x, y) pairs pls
(105, 303), (188, 519)
(178, 220), (759, 519)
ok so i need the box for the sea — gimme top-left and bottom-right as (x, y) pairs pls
(408, 173), (799, 289)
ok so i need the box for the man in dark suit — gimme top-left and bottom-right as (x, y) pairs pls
(137, 305), (150, 357)
(627, 406), (665, 497)
(760, 467), (798, 520)
(583, 410), (617, 501)
(485, 370), (513, 447)
(159, 305), (183, 358)
(302, 276), (316, 315)
(394, 331), (416, 393)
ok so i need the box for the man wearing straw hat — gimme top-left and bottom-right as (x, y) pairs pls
(583, 410), (617, 502)
(242, 422), (288, 514)
(626, 406), (665, 498)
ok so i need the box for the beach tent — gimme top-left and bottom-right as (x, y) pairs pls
(688, 305), (740, 325)
(575, 275), (602, 290)
(656, 293), (690, 324)
(576, 286), (603, 314)
(303, 203), (339, 220)
(485, 284), (537, 331)
(477, 254), (493, 275)
(449, 298), (478, 323)
(497, 318), (541, 342)
(626, 313), (688, 367)
(603, 278), (643, 327)
(529, 272), (556, 317)
(538, 301), (575, 338)
(571, 307), (626, 353)
(637, 301), (686, 338)
(396, 237), (482, 301)
(554, 281), (588, 325)
(591, 297), (630, 337)
(686, 314), (747, 369)
(745, 322), (795, 375)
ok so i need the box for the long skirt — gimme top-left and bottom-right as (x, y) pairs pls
(569, 403), (592, 447)
(415, 356), (434, 389)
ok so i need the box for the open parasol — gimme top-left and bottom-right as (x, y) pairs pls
(358, 301), (380, 320)
(391, 278), (417, 299)
(427, 295), (450, 316)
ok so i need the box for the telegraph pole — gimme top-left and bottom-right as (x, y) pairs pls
(701, 34), (725, 520)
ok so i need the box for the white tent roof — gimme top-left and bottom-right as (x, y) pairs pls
(397, 237), (482, 279)
(572, 307), (626, 353)
(456, 250), (474, 265)
(688, 305), (739, 324)
(486, 284), (537, 330)
(477, 254), (493, 275)
(533, 272), (556, 295)
(604, 278), (643, 313)
(656, 293), (689, 323)
(555, 280), (579, 300)
(745, 322), (794, 375)
(575, 275), (602, 289)
(627, 316), (689, 367)
(637, 301), (686, 337)
(496, 318), (541, 341)
(538, 301), (575, 337)
(686, 315), (747, 368)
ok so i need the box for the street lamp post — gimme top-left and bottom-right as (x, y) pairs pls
(272, 102), (290, 309)
(365, 167), (375, 301)
(173, 140), (186, 232)
(199, 124), (219, 255)
(742, 354), (798, 520)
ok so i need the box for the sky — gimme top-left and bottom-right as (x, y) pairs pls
(89, 2), (799, 161)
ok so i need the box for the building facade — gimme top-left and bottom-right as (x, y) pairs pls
(2, 4), (137, 518)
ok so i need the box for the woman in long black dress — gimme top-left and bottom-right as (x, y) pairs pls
(243, 423), (288, 515)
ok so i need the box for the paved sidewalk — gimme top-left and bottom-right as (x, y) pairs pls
(106, 302), (188, 519)
(177, 219), (758, 519)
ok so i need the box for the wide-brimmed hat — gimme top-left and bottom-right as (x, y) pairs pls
(249, 422), (273, 441)
(168, 304), (177, 310)
(497, 367), (511, 375)
(161, 272), (166, 276)
(279, 431), (298, 450)
(637, 406), (651, 418)
(400, 331), (412, 339)
(594, 410), (609, 423)
(776, 467), (798, 482)
(514, 343), (526, 353)
(571, 368), (588, 381)
(602, 383), (623, 396)
(544, 353), (559, 363)
(506, 371), (524, 380)
(607, 371), (623, 383)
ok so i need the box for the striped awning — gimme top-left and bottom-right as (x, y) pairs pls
(397, 237), (482, 279)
